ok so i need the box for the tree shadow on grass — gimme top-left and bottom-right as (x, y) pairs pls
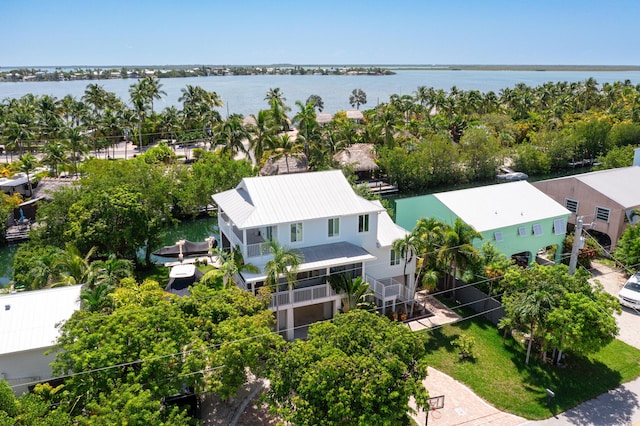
(513, 349), (628, 419)
(423, 327), (457, 355)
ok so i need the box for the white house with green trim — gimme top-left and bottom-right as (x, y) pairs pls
(396, 181), (571, 265)
(213, 170), (416, 339)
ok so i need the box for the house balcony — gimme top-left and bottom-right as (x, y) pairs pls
(268, 284), (338, 309)
(366, 274), (404, 303)
(218, 217), (277, 259)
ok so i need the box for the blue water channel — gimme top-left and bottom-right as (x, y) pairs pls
(0, 216), (218, 288)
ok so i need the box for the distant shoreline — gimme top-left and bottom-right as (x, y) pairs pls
(2, 64), (640, 72)
(387, 65), (640, 72)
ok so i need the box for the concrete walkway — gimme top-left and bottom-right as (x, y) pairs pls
(411, 367), (527, 426)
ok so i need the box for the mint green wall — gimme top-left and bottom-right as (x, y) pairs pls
(395, 195), (568, 264)
(396, 195), (459, 232)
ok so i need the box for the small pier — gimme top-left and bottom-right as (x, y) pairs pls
(361, 179), (399, 197)
(5, 223), (31, 242)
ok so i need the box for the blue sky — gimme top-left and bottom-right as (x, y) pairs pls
(2, 0), (639, 67)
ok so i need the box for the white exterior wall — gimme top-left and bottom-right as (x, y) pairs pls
(236, 213), (380, 270)
(1, 347), (55, 395)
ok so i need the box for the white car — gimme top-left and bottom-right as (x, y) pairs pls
(618, 273), (640, 310)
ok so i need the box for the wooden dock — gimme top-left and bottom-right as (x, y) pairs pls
(5, 224), (31, 242)
(361, 179), (399, 197)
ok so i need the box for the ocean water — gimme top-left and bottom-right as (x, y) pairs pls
(1, 69), (640, 117)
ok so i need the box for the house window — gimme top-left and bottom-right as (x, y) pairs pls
(265, 226), (274, 241)
(553, 218), (567, 235)
(290, 222), (303, 242)
(494, 231), (504, 242)
(595, 206), (610, 222)
(518, 226), (527, 237)
(532, 223), (543, 236)
(328, 217), (340, 237)
(564, 198), (579, 214)
(390, 250), (400, 266)
(358, 214), (369, 233)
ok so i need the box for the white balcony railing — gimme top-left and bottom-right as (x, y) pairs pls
(366, 275), (403, 301)
(268, 284), (337, 308)
(246, 242), (272, 258)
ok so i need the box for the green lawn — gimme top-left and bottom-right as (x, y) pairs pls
(421, 317), (640, 419)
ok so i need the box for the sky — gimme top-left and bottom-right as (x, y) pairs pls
(2, 0), (639, 67)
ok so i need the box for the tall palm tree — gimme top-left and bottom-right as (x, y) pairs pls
(349, 89), (367, 110)
(41, 140), (67, 177)
(266, 133), (304, 174)
(64, 127), (89, 176)
(129, 85), (148, 151)
(437, 218), (482, 301)
(18, 152), (38, 197)
(215, 114), (251, 158)
(247, 109), (277, 165)
(393, 233), (419, 314)
(265, 87), (286, 107)
(264, 239), (302, 334)
(293, 100), (319, 157)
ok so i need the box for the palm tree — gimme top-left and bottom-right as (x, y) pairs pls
(293, 100), (319, 157)
(393, 233), (419, 315)
(349, 89), (367, 110)
(247, 109), (277, 165)
(412, 218), (447, 290)
(265, 87), (286, 107)
(438, 218), (482, 301)
(89, 254), (134, 288)
(64, 127), (89, 176)
(266, 133), (304, 174)
(53, 244), (97, 287)
(215, 114), (251, 158)
(264, 239), (303, 334)
(80, 283), (114, 313)
(327, 274), (374, 313)
(129, 84), (149, 151)
(141, 76), (167, 113)
(207, 246), (259, 288)
(18, 152), (38, 197)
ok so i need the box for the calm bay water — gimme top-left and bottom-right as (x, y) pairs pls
(2, 69), (640, 284)
(2, 69), (640, 116)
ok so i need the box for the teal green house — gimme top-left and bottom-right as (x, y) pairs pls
(396, 181), (571, 264)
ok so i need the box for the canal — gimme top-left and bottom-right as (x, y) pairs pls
(0, 216), (218, 288)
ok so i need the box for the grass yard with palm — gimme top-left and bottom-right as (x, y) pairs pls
(421, 316), (640, 419)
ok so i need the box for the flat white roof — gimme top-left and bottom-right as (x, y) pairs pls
(213, 170), (384, 229)
(434, 181), (570, 232)
(0, 285), (83, 355)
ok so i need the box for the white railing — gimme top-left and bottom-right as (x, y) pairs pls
(269, 284), (337, 308)
(366, 275), (403, 301)
(246, 242), (272, 258)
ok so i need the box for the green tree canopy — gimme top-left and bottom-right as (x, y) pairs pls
(265, 310), (429, 425)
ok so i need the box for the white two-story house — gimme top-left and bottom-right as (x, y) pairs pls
(213, 170), (416, 339)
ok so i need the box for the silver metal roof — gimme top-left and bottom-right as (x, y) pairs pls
(574, 166), (640, 208)
(0, 285), (82, 355)
(213, 170), (384, 229)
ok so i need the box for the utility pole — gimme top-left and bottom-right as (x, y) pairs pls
(568, 216), (584, 275)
